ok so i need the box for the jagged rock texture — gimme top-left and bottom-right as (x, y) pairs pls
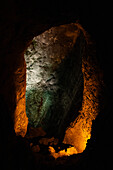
(24, 23), (84, 138)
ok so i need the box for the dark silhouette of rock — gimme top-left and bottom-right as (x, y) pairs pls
(0, 0), (112, 169)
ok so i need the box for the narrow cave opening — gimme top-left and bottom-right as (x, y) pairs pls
(23, 23), (101, 160)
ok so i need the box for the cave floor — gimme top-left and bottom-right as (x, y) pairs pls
(8, 126), (99, 170)
(24, 127), (87, 169)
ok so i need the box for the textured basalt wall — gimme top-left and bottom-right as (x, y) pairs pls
(24, 23), (84, 138)
(0, 1), (112, 169)
(0, 2), (80, 138)
(0, 1), (88, 138)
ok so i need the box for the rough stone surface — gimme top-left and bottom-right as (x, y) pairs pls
(24, 23), (84, 139)
(0, 1), (111, 169)
(14, 55), (28, 137)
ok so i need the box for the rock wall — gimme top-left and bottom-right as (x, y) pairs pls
(14, 55), (28, 137)
(24, 23), (84, 139)
(0, 1), (111, 169)
(0, 1), (85, 139)
(0, 50), (28, 137)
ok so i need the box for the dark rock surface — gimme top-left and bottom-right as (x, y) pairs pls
(0, 1), (112, 169)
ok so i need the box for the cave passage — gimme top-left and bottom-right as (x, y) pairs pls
(24, 23), (100, 158)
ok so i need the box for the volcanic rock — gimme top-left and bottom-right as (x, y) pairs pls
(24, 23), (84, 139)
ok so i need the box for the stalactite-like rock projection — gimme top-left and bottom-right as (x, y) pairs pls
(24, 23), (101, 158)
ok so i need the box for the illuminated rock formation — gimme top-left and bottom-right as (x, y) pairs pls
(63, 43), (100, 153)
(48, 24), (101, 158)
(14, 55), (28, 137)
(24, 23), (84, 138)
(0, 1), (110, 169)
(25, 23), (102, 158)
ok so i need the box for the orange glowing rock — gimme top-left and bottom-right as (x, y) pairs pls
(63, 25), (100, 154)
(49, 146), (77, 159)
(49, 23), (101, 158)
(14, 57), (28, 137)
(14, 94), (28, 137)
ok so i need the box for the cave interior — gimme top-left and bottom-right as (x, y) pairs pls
(0, 1), (113, 170)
